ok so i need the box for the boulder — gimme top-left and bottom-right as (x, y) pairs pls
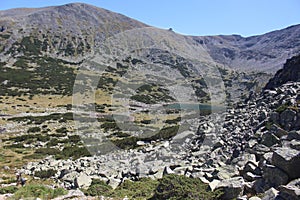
(269, 112), (280, 124)
(252, 178), (271, 194)
(290, 140), (300, 150)
(108, 178), (121, 189)
(263, 165), (289, 187)
(287, 131), (300, 141)
(261, 132), (280, 147)
(280, 109), (296, 130)
(74, 173), (92, 189)
(215, 176), (245, 200)
(272, 147), (300, 180)
(278, 178), (300, 200)
(261, 187), (279, 200)
(249, 197), (262, 200)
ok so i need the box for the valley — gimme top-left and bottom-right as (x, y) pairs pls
(0, 3), (299, 200)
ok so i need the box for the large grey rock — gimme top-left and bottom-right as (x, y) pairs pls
(280, 109), (297, 130)
(61, 171), (79, 184)
(108, 178), (121, 189)
(261, 132), (280, 147)
(261, 187), (279, 200)
(272, 147), (300, 180)
(290, 140), (300, 150)
(252, 178), (271, 194)
(74, 173), (92, 189)
(263, 165), (289, 187)
(215, 176), (245, 200)
(287, 131), (300, 141)
(270, 124), (287, 138)
(278, 178), (300, 200)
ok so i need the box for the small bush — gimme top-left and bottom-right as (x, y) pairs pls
(34, 169), (57, 179)
(13, 184), (67, 199)
(27, 127), (41, 133)
(112, 178), (159, 200)
(0, 185), (18, 194)
(82, 179), (112, 197)
(151, 174), (223, 200)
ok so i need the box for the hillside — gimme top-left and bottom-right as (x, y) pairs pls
(193, 24), (300, 72)
(0, 2), (299, 200)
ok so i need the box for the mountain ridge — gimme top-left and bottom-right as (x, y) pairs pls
(0, 3), (299, 72)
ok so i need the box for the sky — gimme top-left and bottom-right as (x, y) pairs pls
(0, 0), (299, 37)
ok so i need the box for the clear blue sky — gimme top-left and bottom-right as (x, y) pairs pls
(1, 0), (299, 37)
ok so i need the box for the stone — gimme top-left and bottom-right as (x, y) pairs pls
(249, 197), (262, 200)
(261, 187), (279, 200)
(263, 165), (289, 187)
(252, 178), (270, 194)
(280, 109), (296, 130)
(278, 178), (300, 200)
(209, 179), (221, 191)
(216, 165), (239, 180)
(287, 131), (300, 141)
(74, 173), (92, 189)
(172, 131), (194, 143)
(272, 147), (300, 179)
(108, 178), (121, 189)
(244, 172), (261, 182)
(290, 140), (300, 150)
(53, 189), (86, 200)
(163, 166), (174, 175)
(61, 171), (79, 184)
(269, 112), (280, 124)
(261, 132), (280, 147)
(270, 124), (287, 138)
(215, 176), (245, 200)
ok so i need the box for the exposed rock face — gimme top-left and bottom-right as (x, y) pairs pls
(272, 147), (300, 180)
(265, 54), (300, 89)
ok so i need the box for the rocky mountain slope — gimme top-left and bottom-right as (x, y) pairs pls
(193, 24), (300, 72)
(265, 54), (300, 89)
(11, 55), (300, 200)
(0, 2), (300, 200)
(0, 3), (299, 72)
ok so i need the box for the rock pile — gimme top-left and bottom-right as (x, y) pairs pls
(21, 81), (300, 199)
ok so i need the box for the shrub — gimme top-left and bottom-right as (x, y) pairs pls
(27, 127), (41, 133)
(112, 178), (159, 200)
(13, 184), (67, 199)
(151, 174), (223, 200)
(34, 169), (57, 179)
(0, 185), (18, 194)
(82, 179), (112, 197)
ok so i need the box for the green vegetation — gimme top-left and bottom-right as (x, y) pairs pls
(83, 174), (222, 200)
(12, 184), (67, 199)
(131, 84), (175, 104)
(275, 103), (289, 113)
(27, 127), (41, 133)
(0, 56), (76, 96)
(82, 179), (113, 197)
(34, 169), (57, 179)
(152, 174), (222, 200)
(8, 112), (73, 124)
(0, 185), (18, 194)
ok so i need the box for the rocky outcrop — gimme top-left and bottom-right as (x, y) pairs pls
(265, 54), (300, 89)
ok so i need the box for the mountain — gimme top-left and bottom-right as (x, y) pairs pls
(193, 24), (300, 72)
(0, 3), (148, 61)
(0, 3), (299, 73)
(0, 3), (300, 200)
